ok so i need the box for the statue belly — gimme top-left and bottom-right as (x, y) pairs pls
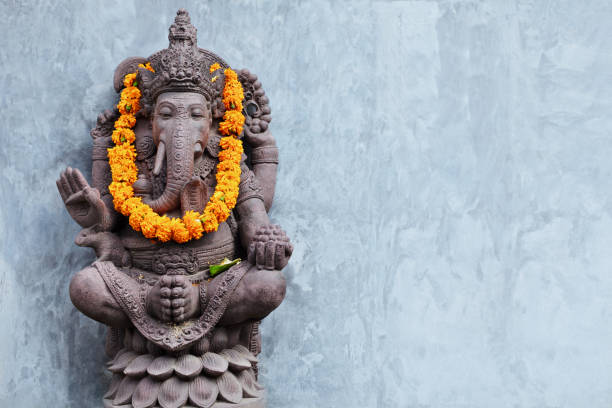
(119, 220), (238, 275)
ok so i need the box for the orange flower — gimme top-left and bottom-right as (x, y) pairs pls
(216, 172), (240, 188)
(123, 73), (137, 88)
(138, 62), (155, 73)
(224, 68), (238, 81)
(183, 210), (204, 239)
(202, 210), (219, 233)
(155, 216), (173, 242)
(117, 98), (140, 115)
(108, 182), (134, 209)
(207, 197), (229, 219)
(222, 69), (244, 111)
(108, 144), (136, 162)
(219, 136), (244, 152)
(108, 145), (138, 184)
(121, 87), (141, 101)
(129, 203), (149, 231)
(222, 96), (243, 112)
(218, 149), (242, 164)
(118, 196), (141, 217)
(141, 211), (159, 239)
(111, 128), (135, 145)
(224, 190), (238, 208)
(219, 111), (245, 136)
(170, 218), (190, 243)
(209, 62), (221, 73)
(216, 160), (237, 172)
(114, 114), (136, 129)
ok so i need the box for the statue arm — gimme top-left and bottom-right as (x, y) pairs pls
(213, 194), (289, 325)
(236, 196), (270, 250)
(57, 109), (120, 233)
(90, 113), (120, 231)
(90, 156), (119, 231)
(248, 133), (278, 212)
(238, 68), (277, 212)
(234, 161), (270, 249)
(235, 167), (293, 271)
(56, 110), (130, 265)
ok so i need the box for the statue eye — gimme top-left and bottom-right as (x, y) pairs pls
(191, 108), (204, 119)
(158, 107), (173, 119)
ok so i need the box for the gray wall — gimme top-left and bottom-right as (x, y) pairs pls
(1, 1), (612, 407)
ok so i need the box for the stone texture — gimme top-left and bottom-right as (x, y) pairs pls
(1, 1), (612, 407)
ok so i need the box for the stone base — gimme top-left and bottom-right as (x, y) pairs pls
(103, 396), (265, 408)
(102, 344), (264, 408)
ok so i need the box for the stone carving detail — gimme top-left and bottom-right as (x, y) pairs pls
(135, 130), (155, 161)
(151, 246), (199, 275)
(91, 109), (119, 141)
(96, 260), (250, 351)
(195, 153), (217, 179)
(56, 9), (292, 408)
(102, 342), (263, 408)
(238, 69), (272, 136)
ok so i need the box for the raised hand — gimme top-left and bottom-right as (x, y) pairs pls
(248, 224), (293, 270)
(56, 167), (111, 230)
(238, 68), (273, 148)
(146, 275), (199, 323)
(244, 127), (275, 149)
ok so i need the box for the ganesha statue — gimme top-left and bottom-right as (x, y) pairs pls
(56, 9), (291, 408)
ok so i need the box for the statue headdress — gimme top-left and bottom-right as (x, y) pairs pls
(136, 9), (229, 109)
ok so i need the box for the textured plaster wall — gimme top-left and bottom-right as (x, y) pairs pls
(1, 1), (612, 407)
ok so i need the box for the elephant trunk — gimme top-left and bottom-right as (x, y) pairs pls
(143, 125), (194, 214)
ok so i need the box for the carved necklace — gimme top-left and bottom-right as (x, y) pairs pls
(106, 62), (245, 243)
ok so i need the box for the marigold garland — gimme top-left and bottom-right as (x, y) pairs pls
(107, 62), (244, 243)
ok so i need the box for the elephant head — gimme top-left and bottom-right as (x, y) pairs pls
(142, 91), (212, 214)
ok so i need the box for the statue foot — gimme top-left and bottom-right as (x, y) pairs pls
(146, 274), (199, 323)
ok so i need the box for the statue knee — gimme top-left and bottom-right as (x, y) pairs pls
(69, 266), (100, 312)
(69, 266), (130, 327)
(252, 268), (286, 314)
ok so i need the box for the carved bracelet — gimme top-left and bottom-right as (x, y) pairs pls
(92, 139), (113, 161)
(251, 146), (279, 165)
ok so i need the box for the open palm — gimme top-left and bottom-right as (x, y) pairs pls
(56, 167), (111, 230)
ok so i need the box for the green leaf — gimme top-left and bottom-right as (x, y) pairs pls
(126, 104), (131, 112)
(133, 80), (138, 87)
(209, 258), (241, 277)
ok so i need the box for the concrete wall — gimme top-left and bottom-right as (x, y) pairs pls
(1, 1), (612, 407)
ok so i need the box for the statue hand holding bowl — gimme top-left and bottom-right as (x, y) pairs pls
(56, 9), (291, 408)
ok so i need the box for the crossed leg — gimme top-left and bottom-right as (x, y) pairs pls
(69, 263), (286, 328)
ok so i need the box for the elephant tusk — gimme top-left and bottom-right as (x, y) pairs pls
(152, 141), (166, 176)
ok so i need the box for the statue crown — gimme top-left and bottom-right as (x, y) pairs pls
(169, 8), (197, 46)
(142, 9), (215, 102)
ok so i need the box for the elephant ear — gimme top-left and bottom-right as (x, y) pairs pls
(113, 56), (147, 92)
(137, 66), (156, 89)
